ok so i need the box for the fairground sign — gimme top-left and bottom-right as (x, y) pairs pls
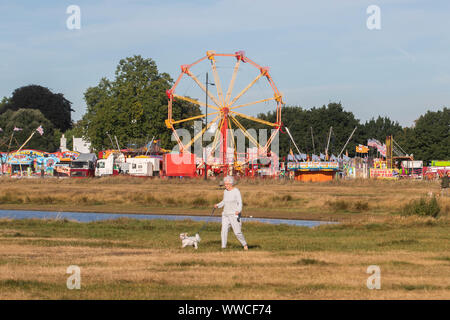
(287, 162), (339, 171)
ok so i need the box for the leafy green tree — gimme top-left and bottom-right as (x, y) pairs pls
(1, 85), (73, 132)
(0, 97), (10, 114)
(361, 116), (403, 143)
(0, 109), (57, 152)
(82, 55), (200, 151)
(243, 102), (362, 158)
(396, 107), (449, 161)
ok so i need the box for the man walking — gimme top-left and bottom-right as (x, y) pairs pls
(214, 176), (248, 251)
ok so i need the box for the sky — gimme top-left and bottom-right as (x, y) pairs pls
(1, 0), (449, 127)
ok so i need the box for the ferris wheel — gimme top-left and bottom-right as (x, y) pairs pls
(165, 50), (283, 167)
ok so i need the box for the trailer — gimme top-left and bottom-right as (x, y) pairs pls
(127, 157), (153, 176)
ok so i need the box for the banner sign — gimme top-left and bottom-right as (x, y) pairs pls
(7, 154), (34, 165)
(431, 161), (450, 167)
(59, 151), (80, 161)
(287, 162), (339, 171)
(370, 168), (399, 178)
(356, 145), (369, 153)
(12, 149), (46, 157)
(54, 165), (71, 175)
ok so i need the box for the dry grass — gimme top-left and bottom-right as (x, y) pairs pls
(0, 217), (449, 299)
(2, 244), (448, 299)
(0, 177), (449, 299)
(0, 177), (449, 222)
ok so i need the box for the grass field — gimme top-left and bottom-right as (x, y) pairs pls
(0, 176), (449, 221)
(0, 177), (449, 299)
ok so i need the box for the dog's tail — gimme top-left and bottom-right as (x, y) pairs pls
(195, 233), (201, 241)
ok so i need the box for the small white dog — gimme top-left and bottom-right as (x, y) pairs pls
(179, 233), (201, 249)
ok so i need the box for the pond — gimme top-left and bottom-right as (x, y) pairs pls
(0, 210), (335, 228)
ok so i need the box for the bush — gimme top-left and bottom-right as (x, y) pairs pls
(354, 201), (369, 211)
(401, 196), (440, 218)
(326, 200), (350, 211)
(0, 193), (23, 204)
(281, 194), (293, 202)
(191, 197), (208, 207)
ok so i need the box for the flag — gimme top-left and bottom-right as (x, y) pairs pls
(330, 154), (337, 161)
(343, 155), (350, 161)
(36, 125), (44, 136)
(13, 126), (22, 131)
(377, 143), (386, 153)
(367, 139), (378, 148)
(320, 153), (325, 160)
(378, 144), (386, 157)
(312, 154), (319, 161)
(301, 153), (307, 160)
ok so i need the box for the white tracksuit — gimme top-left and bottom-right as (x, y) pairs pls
(216, 187), (247, 248)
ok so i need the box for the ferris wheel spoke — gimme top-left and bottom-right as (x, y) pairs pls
(210, 59), (225, 106)
(224, 59), (241, 105)
(184, 114), (221, 149)
(230, 97), (276, 111)
(170, 111), (220, 125)
(186, 71), (222, 107)
(229, 111), (278, 127)
(173, 94), (220, 111)
(227, 73), (263, 107)
(261, 127), (280, 154)
(229, 115), (262, 149)
(171, 129), (185, 152)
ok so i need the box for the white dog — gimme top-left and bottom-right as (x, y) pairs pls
(179, 233), (201, 249)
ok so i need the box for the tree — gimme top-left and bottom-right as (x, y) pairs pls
(1, 85), (73, 132)
(82, 55), (200, 151)
(361, 116), (403, 143)
(0, 97), (10, 114)
(244, 102), (362, 157)
(396, 107), (450, 161)
(0, 109), (58, 152)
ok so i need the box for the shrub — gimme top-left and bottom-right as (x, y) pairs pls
(281, 194), (293, 202)
(326, 200), (350, 211)
(272, 194), (294, 202)
(353, 201), (369, 211)
(191, 197), (208, 207)
(401, 196), (440, 218)
(0, 193), (23, 204)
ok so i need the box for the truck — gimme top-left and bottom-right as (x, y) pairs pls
(95, 152), (127, 177)
(70, 153), (97, 177)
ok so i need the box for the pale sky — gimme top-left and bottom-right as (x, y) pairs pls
(1, 0), (449, 127)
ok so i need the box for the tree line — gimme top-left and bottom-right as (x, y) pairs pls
(0, 55), (448, 162)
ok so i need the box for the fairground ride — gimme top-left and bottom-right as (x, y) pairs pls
(165, 51), (283, 175)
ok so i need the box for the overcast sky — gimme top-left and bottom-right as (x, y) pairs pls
(1, 0), (449, 127)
